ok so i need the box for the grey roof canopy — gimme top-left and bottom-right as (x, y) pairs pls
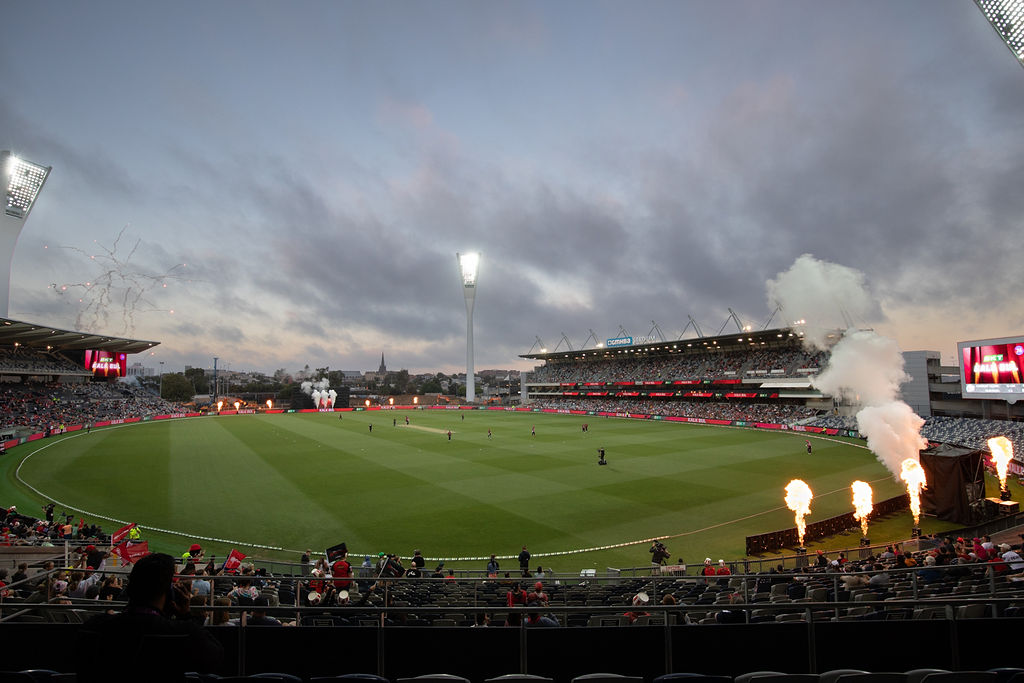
(0, 316), (159, 355)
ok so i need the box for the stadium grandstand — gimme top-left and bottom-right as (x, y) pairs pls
(520, 326), (1024, 463)
(4, 321), (1024, 678)
(0, 316), (176, 440)
(6, 4), (1024, 673)
(4, 172), (1024, 681)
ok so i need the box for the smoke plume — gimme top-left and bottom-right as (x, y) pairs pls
(766, 254), (882, 350)
(767, 254), (926, 478)
(301, 378), (336, 408)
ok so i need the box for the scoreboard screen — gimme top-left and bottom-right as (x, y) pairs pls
(958, 336), (1024, 402)
(84, 350), (128, 378)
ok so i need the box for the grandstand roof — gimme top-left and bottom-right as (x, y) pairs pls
(0, 317), (160, 354)
(520, 326), (810, 361)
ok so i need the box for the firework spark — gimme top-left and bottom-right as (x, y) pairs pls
(49, 227), (190, 335)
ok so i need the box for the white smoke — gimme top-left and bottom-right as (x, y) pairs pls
(814, 329), (907, 407)
(857, 402), (927, 477)
(301, 378), (333, 408)
(767, 255), (926, 478)
(766, 254), (882, 350)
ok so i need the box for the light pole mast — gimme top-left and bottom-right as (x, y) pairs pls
(457, 252), (479, 404)
(1, 152), (51, 318)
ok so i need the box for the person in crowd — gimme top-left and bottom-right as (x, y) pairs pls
(518, 545), (531, 573)
(867, 563), (890, 589)
(715, 559), (732, 587)
(228, 577), (260, 605)
(97, 575), (123, 603)
(245, 596), (284, 626)
(411, 549), (426, 570)
(700, 558), (717, 579)
(525, 601), (559, 627)
(527, 581), (549, 606)
(331, 545), (352, 591)
(210, 597), (234, 626)
(191, 567), (211, 597)
(10, 562), (28, 586)
(76, 553), (223, 681)
(918, 555), (944, 583)
(624, 592), (651, 624)
(506, 582), (528, 626)
(380, 554), (405, 578)
(1000, 543), (1024, 572)
(487, 554), (500, 576)
(650, 540), (669, 566)
(189, 594), (211, 626)
(182, 543), (203, 564)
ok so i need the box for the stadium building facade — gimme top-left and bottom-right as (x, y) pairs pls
(521, 328), (1024, 424)
(521, 326), (836, 416)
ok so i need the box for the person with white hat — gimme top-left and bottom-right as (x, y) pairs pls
(715, 559), (732, 587)
(1000, 544), (1024, 572)
(624, 591), (650, 624)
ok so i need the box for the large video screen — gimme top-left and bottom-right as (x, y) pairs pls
(84, 350), (128, 378)
(958, 336), (1024, 402)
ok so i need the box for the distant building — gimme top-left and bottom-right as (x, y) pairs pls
(901, 350), (1024, 420)
(339, 371), (364, 385)
(125, 363), (156, 378)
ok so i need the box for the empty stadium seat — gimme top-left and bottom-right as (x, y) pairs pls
(818, 671), (868, 683)
(985, 668), (1024, 683)
(733, 674), (786, 683)
(0, 674), (37, 683)
(570, 675), (643, 683)
(904, 671), (950, 683)
(397, 676), (471, 683)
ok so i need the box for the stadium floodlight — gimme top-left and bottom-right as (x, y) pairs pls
(457, 252), (479, 403)
(1, 151), (52, 318)
(974, 0), (1024, 68)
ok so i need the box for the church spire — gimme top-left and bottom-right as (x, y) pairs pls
(378, 352), (386, 375)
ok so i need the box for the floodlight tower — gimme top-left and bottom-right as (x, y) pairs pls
(1, 151), (51, 318)
(974, 0), (1024, 69)
(457, 252), (479, 404)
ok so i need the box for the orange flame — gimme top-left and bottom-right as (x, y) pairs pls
(784, 479), (814, 546)
(900, 459), (927, 526)
(987, 436), (1014, 492)
(851, 480), (873, 537)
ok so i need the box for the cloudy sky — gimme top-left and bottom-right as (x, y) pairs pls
(3, 1), (1023, 375)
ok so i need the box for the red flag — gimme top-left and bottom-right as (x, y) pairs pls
(223, 549), (246, 572)
(111, 523), (136, 545)
(113, 541), (150, 564)
(112, 542), (129, 564)
(77, 517), (85, 531)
